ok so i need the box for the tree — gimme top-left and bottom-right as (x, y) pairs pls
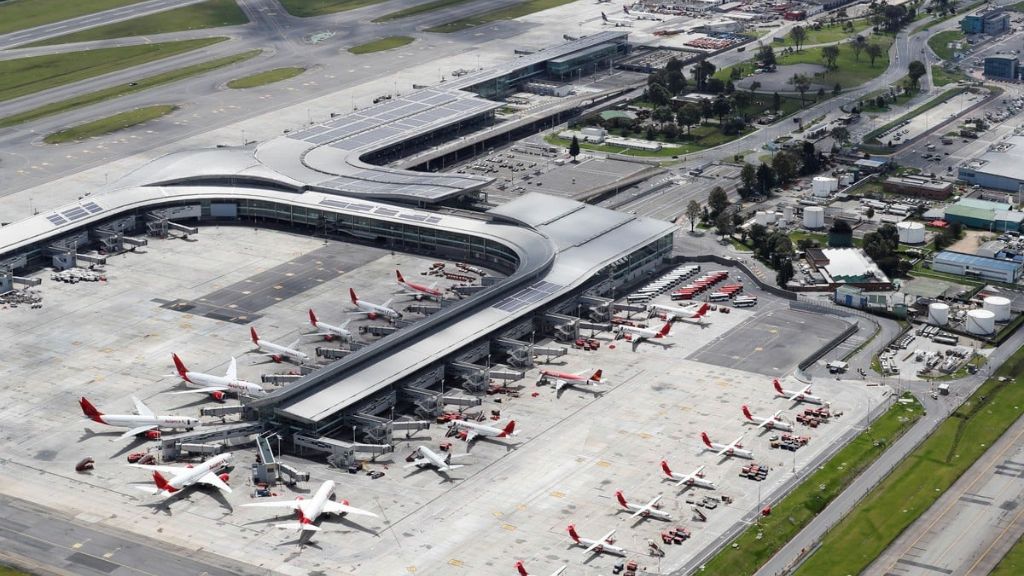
(816, 87), (826, 102)
(851, 35), (866, 62)
(790, 74), (812, 105)
(715, 211), (734, 236)
(665, 70), (687, 95)
(722, 116), (746, 136)
(676, 104), (701, 134)
(712, 95), (732, 124)
(749, 223), (768, 249)
(865, 206), (875, 219)
(749, 80), (762, 93)
(822, 45), (840, 70)
(772, 91), (782, 113)
(831, 126), (850, 145)
(776, 259), (795, 287)
(756, 163), (775, 195)
(648, 83), (672, 106)
(833, 82), (842, 97)
(740, 163), (757, 196)
(706, 78), (725, 94)
(799, 141), (820, 175)
(708, 186), (730, 217)
(789, 25), (807, 52)
(653, 105), (674, 127)
(772, 150), (799, 184)
(828, 219), (853, 247)
(907, 59), (926, 92)
(569, 135), (580, 161)
(691, 60), (716, 92)
(685, 200), (701, 232)
(757, 44), (776, 68)
(866, 43), (883, 67)
(666, 57), (683, 74)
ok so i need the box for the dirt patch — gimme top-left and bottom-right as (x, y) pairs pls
(946, 230), (998, 253)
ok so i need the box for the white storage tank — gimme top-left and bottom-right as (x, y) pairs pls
(983, 296), (1012, 322)
(897, 221), (926, 244)
(966, 309), (996, 335)
(783, 206), (794, 223)
(755, 211), (775, 226)
(803, 206), (825, 228)
(812, 176), (839, 197)
(928, 302), (949, 326)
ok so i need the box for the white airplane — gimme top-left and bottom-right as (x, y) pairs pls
(131, 452), (232, 498)
(622, 4), (661, 20)
(742, 405), (793, 432)
(650, 302), (710, 325)
(79, 396), (200, 440)
(600, 11), (633, 26)
(614, 321), (671, 349)
(660, 461), (717, 490)
(567, 524), (626, 556)
(701, 432), (753, 460)
(249, 327), (309, 364)
(306, 308), (353, 342)
(538, 367), (603, 391)
(242, 480), (377, 534)
(349, 288), (402, 320)
(515, 561), (566, 576)
(773, 378), (824, 405)
(395, 269), (443, 300)
(166, 354), (264, 401)
(615, 491), (672, 521)
(404, 446), (470, 475)
(448, 418), (517, 444)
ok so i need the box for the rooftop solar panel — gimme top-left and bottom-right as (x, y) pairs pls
(47, 215), (66, 225)
(82, 202), (102, 213)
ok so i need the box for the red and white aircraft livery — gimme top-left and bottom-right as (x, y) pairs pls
(131, 452), (232, 499)
(614, 322), (671, 346)
(404, 445), (471, 476)
(660, 461), (717, 490)
(567, 524), (626, 556)
(538, 368), (603, 392)
(600, 11), (633, 26)
(773, 379), (824, 405)
(79, 396), (200, 440)
(242, 480), (377, 534)
(650, 302), (710, 325)
(701, 432), (753, 460)
(349, 288), (402, 320)
(250, 327), (309, 364)
(395, 269), (443, 300)
(307, 309), (353, 342)
(448, 418), (517, 444)
(167, 354), (264, 400)
(742, 405), (793, 432)
(622, 4), (661, 20)
(615, 491), (672, 520)
(515, 561), (566, 576)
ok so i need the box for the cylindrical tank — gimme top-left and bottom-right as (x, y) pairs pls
(966, 309), (996, 335)
(803, 206), (825, 228)
(840, 173), (854, 185)
(783, 206), (794, 223)
(897, 221), (926, 244)
(812, 176), (839, 197)
(927, 302), (949, 326)
(755, 211), (774, 225)
(983, 296), (1012, 322)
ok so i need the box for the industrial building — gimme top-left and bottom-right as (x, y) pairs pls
(983, 54), (1018, 80)
(882, 175), (954, 199)
(802, 248), (893, 291)
(942, 197), (1024, 231)
(958, 136), (1024, 193)
(962, 9), (1010, 35)
(931, 250), (1024, 283)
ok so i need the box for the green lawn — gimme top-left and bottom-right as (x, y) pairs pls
(227, 66), (306, 89)
(928, 30), (966, 61)
(795, 346), (1024, 576)
(26, 0), (247, 46)
(425, 0), (575, 33)
(775, 34), (894, 89)
(348, 36), (415, 54)
(859, 75), (915, 112)
(703, 394), (924, 575)
(373, 0), (474, 22)
(992, 533), (1024, 575)
(0, 0), (143, 35)
(0, 50), (258, 129)
(277, 0), (387, 17)
(779, 19), (872, 47)
(0, 37), (226, 103)
(1010, 1), (1024, 11)
(932, 65), (967, 87)
(0, 567), (29, 576)
(44, 104), (177, 143)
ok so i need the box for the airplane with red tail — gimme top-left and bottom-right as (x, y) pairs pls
(349, 288), (402, 320)
(515, 561), (566, 576)
(131, 452), (232, 499)
(567, 524), (625, 556)
(306, 309), (353, 342)
(649, 302), (711, 325)
(660, 461), (717, 490)
(742, 404), (793, 431)
(396, 269), (443, 300)
(614, 321), (672, 350)
(701, 432), (753, 459)
(165, 354), (264, 401)
(773, 379), (824, 405)
(242, 480), (377, 538)
(615, 490), (672, 520)
(538, 367), (603, 392)
(250, 327), (309, 364)
(79, 396), (200, 440)
(448, 418), (517, 444)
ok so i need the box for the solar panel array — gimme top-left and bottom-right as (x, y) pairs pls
(492, 281), (562, 313)
(317, 198), (442, 225)
(45, 202), (103, 227)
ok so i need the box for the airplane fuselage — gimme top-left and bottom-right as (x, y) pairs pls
(98, 413), (198, 430)
(166, 453), (232, 491)
(256, 339), (308, 363)
(184, 371), (263, 396)
(313, 319), (352, 341)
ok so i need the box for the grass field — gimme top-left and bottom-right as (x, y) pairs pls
(992, 533), (1024, 575)
(348, 36), (414, 54)
(932, 65), (967, 87)
(373, 0), (474, 22)
(928, 30), (965, 61)
(703, 394), (924, 575)
(0, 0), (142, 35)
(26, 0), (247, 46)
(794, 346), (1024, 576)
(425, 0), (575, 33)
(44, 104), (177, 143)
(779, 19), (872, 47)
(277, 0), (386, 17)
(0, 49), (259, 129)
(775, 34), (894, 89)
(0, 37), (225, 103)
(227, 66), (305, 89)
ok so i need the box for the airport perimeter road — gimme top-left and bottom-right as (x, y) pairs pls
(0, 0), (208, 51)
(0, 492), (264, 576)
(753, 327), (1024, 576)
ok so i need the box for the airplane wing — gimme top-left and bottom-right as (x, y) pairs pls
(242, 500), (303, 510)
(131, 396), (154, 418)
(465, 430), (479, 443)
(674, 475), (692, 487)
(382, 298), (393, 308)
(583, 529), (616, 554)
(322, 500), (378, 517)
(274, 522), (320, 532)
(225, 357), (238, 380)
(164, 386), (228, 395)
(630, 494), (662, 518)
(119, 424), (157, 439)
(403, 458), (427, 469)
(553, 379), (569, 392)
(197, 471), (232, 493)
(287, 338), (302, 349)
(129, 464), (183, 474)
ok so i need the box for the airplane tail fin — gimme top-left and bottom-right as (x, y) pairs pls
(349, 288), (359, 305)
(658, 322), (672, 337)
(79, 397), (104, 423)
(396, 269), (405, 283)
(742, 405), (754, 421)
(308, 309), (318, 327)
(660, 460), (673, 477)
(152, 471), (177, 493)
(697, 303), (710, 316)
(701, 432), (713, 449)
(773, 378), (784, 395)
(171, 353), (189, 380)
(501, 420), (516, 437)
(250, 327), (260, 345)
(567, 524), (581, 543)
(515, 561), (529, 576)
(615, 490), (629, 509)
(590, 369), (602, 382)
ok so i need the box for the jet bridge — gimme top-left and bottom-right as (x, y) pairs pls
(253, 433), (310, 485)
(292, 433), (393, 468)
(146, 206), (200, 238)
(158, 422), (264, 460)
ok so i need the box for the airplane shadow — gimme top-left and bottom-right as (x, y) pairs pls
(333, 515), (380, 537)
(168, 396), (215, 410)
(556, 386), (604, 399)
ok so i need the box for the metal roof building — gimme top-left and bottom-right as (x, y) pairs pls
(932, 251), (1023, 283)
(959, 135), (1024, 193)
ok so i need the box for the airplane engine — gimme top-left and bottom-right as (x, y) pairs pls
(144, 430), (162, 440)
(271, 354), (283, 363)
(210, 390), (226, 402)
(324, 334), (335, 342)
(219, 473), (230, 484)
(367, 312), (378, 320)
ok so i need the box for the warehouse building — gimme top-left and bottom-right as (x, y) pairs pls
(942, 197), (1023, 231)
(959, 135), (1024, 193)
(882, 175), (954, 199)
(931, 251), (1024, 283)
